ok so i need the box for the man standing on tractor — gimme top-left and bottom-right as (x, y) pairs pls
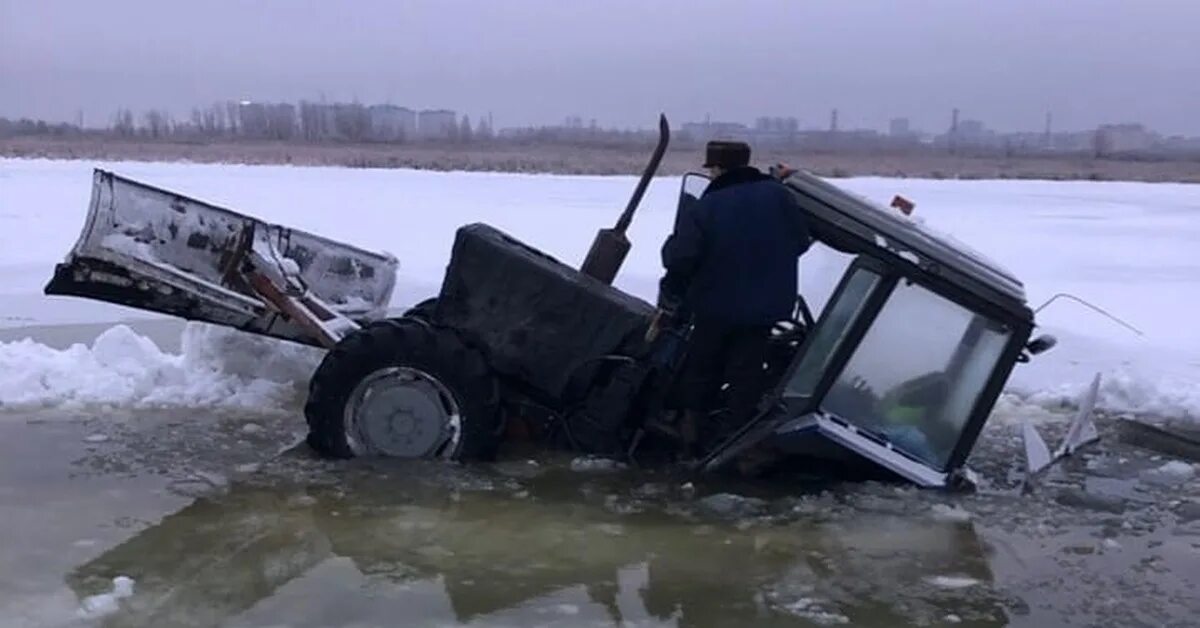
(657, 140), (813, 457)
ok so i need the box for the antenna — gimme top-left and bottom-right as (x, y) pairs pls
(1034, 293), (1144, 337)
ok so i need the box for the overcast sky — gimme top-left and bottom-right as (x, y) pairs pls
(3, 0), (1198, 135)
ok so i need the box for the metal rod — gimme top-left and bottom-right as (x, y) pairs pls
(1034, 292), (1144, 337)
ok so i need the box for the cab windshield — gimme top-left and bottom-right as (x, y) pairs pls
(784, 269), (1012, 471)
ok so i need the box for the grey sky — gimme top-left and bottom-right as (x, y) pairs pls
(3, 0), (1198, 135)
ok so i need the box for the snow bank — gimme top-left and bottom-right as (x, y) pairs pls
(0, 323), (322, 412)
(1018, 370), (1200, 421)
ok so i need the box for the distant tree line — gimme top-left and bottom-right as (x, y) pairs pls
(2, 102), (1198, 162)
(0, 117), (86, 138)
(2, 101), (500, 146)
(0, 103), (662, 150)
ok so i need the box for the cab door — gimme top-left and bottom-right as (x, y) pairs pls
(695, 258), (890, 474)
(674, 172), (710, 232)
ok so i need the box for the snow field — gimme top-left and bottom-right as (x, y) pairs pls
(0, 158), (1196, 420)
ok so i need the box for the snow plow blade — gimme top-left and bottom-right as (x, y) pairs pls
(44, 169), (398, 347)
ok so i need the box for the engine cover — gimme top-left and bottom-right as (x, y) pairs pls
(435, 223), (655, 403)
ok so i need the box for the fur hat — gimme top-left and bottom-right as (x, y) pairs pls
(703, 140), (751, 169)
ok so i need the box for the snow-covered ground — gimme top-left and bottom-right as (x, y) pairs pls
(1, 158), (1197, 420)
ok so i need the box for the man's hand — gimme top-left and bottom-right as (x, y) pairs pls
(645, 292), (684, 342)
(645, 309), (666, 342)
(645, 305), (679, 343)
(770, 162), (797, 180)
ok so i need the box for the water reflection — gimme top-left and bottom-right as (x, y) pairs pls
(67, 464), (1011, 627)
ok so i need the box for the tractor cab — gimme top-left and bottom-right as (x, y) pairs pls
(686, 169), (1056, 488)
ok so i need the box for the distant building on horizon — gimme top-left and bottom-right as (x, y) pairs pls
(1096, 123), (1155, 153)
(368, 105), (416, 141)
(958, 119), (986, 137)
(937, 117), (994, 149)
(754, 117), (799, 133)
(681, 120), (751, 143)
(417, 109), (457, 139)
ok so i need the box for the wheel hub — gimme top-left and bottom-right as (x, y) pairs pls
(345, 367), (462, 458)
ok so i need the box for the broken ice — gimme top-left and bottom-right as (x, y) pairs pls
(78, 576), (135, 618)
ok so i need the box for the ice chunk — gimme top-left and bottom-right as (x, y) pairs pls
(1141, 460), (1196, 486)
(924, 575), (982, 589)
(697, 493), (768, 518)
(1056, 488), (1128, 514)
(1054, 373), (1101, 458)
(78, 576), (135, 619)
(79, 593), (120, 618)
(569, 456), (625, 472)
(1160, 460), (1195, 477)
(112, 576), (134, 597)
(777, 597), (850, 625)
(1022, 419), (1052, 475)
(930, 503), (973, 523)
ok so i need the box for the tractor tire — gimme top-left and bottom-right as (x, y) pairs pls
(304, 317), (501, 461)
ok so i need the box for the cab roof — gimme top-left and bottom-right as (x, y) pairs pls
(781, 170), (1031, 320)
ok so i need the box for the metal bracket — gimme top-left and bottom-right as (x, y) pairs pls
(240, 235), (360, 348)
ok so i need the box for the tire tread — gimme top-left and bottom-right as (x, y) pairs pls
(304, 317), (500, 460)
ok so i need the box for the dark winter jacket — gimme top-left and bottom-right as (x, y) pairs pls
(659, 166), (812, 326)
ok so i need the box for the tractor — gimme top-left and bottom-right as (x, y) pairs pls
(45, 116), (1057, 488)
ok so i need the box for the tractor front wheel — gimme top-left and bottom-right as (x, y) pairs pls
(304, 318), (501, 461)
